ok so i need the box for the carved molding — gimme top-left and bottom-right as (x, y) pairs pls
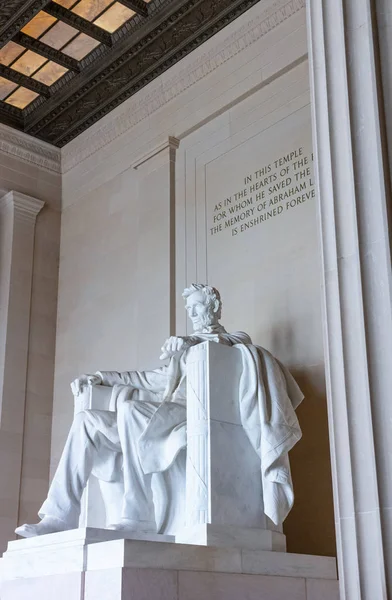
(0, 190), (45, 223)
(61, 0), (305, 173)
(0, 124), (61, 173)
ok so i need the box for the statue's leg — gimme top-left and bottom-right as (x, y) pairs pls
(153, 449), (186, 535)
(115, 400), (160, 532)
(16, 409), (120, 537)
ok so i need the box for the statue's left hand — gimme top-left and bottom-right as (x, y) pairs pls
(160, 336), (192, 360)
(70, 374), (102, 396)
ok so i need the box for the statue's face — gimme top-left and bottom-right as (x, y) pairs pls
(185, 290), (217, 332)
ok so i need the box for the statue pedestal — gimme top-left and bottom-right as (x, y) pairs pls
(0, 528), (173, 581)
(0, 530), (339, 600)
(176, 524), (285, 551)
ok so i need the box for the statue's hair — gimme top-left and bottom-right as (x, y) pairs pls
(182, 284), (222, 319)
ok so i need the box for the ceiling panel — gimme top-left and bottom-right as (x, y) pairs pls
(94, 3), (135, 33)
(33, 61), (68, 84)
(11, 50), (47, 76)
(72, 0), (114, 21)
(0, 0), (261, 146)
(21, 11), (57, 38)
(62, 32), (100, 60)
(0, 42), (25, 66)
(5, 87), (39, 108)
(53, 0), (78, 6)
(40, 20), (79, 50)
(0, 77), (18, 100)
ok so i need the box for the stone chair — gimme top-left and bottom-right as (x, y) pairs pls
(74, 341), (285, 550)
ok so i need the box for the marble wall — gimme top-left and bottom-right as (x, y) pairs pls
(54, 0), (335, 556)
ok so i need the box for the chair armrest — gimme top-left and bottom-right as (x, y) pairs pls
(73, 384), (114, 415)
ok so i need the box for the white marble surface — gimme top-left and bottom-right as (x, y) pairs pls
(1, 534), (338, 599)
(176, 524), (286, 552)
(184, 341), (268, 533)
(1, 533), (336, 581)
(241, 548), (337, 579)
(7, 527), (173, 553)
(2, 529), (173, 579)
(308, 0), (392, 595)
(1, 572), (83, 600)
(2, 568), (339, 600)
(0, 192), (46, 556)
(92, 539), (337, 580)
(88, 539), (242, 574)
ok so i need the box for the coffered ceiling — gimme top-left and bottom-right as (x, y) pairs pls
(0, 0), (261, 147)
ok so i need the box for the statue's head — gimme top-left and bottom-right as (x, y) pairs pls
(182, 284), (222, 332)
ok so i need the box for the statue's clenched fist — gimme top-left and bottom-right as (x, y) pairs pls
(70, 373), (102, 396)
(159, 336), (195, 360)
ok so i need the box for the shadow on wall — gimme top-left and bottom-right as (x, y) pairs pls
(284, 368), (336, 557)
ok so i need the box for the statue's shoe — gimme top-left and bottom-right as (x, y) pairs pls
(107, 519), (157, 534)
(15, 516), (69, 538)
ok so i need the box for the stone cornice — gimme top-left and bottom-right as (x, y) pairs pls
(0, 124), (61, 173)
(61, 0), (305, 174)
(0, 190), (45, 223)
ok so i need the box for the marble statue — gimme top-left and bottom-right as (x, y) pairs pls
(15, 284), (304, 539)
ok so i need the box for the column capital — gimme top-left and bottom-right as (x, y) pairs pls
(132, 136), (180, 170)
(0, 191), (45, 224)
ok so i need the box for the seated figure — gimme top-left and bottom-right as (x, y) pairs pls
(16, 284), (304, 538)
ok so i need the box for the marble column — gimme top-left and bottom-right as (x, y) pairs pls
(307, 1), (392, 599)
(0, 191), (44, 553)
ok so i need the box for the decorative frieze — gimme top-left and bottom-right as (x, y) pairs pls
(0, 124), (61, 173)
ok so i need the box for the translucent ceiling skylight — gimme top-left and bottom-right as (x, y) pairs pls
(94, 3), (135, 32)
(5, 87), (39, 108)
(0, 0), (148, 111)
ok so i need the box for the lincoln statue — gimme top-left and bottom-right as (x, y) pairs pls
(16, 284), (304, 538)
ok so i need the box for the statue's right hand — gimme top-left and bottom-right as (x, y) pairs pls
(70, 374), (102, 396)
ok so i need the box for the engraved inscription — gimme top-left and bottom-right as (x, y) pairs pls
(209, 146), (315, 237)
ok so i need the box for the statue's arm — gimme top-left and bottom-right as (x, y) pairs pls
(96, 366), (168, 392)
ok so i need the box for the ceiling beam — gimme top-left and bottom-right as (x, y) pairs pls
(14, 32), (81, 72)
(0, 64), (51, 97)
(44, 2), (112, 47)
(0, 101), (24, 128)
(118, 0), (148, 17)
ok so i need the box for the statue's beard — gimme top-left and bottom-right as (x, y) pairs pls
(192, 310), (216, 332)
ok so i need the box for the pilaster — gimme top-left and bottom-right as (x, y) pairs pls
(131, 137), (180, 367)
(307, 1), (392, 598)
(0, 191), (44, 553)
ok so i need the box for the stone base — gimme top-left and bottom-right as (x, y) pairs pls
(0, 527), (174, 580)
(0, 530), (339, 600)
(176, 523), (286, 551)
